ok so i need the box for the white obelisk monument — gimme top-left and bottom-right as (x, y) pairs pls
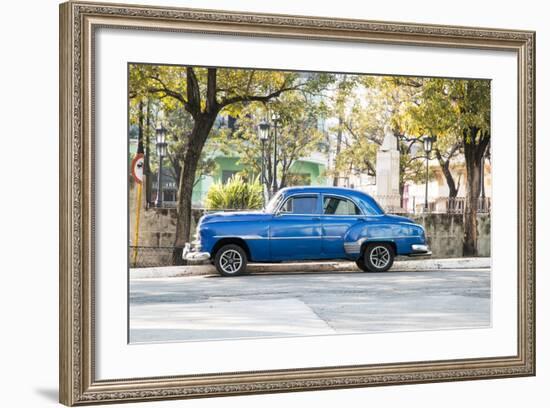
(375, 125), (401, 211)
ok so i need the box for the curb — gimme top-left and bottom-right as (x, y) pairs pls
(130, 257), (491, 279)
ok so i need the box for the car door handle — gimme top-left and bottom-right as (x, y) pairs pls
(312, 217), (321, 221)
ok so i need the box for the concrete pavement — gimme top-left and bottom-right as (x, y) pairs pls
(130, 257), (491, 279)
(129, 267), (491, 343)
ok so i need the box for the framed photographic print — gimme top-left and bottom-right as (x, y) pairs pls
(59, 1), (536, 405)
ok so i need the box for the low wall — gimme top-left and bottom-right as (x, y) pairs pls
(129, 181), (202, 248)
(409, 214), (490, 258)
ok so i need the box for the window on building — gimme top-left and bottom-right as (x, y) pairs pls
(323, 196), (362, 215)
(163, 190), (176, 203)
(280, 195), (319, 215)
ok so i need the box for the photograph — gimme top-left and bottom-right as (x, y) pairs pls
(127, 63), (492, 344)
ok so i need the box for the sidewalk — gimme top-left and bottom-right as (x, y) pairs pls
(130, 257), (491, 279)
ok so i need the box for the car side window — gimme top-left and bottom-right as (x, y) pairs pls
(280, 195), (319, 215)
(323, 196), (362, 215)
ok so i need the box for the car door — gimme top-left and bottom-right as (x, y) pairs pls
(269, 194), (322, 261)
(321, 195), (364, 258)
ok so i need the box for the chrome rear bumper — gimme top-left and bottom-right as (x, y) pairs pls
(409, 244), (432, 256)
(182, 243), (210, 261)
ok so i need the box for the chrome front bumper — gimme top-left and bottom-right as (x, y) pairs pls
(409, 244), (432, 256)
(182, 243), (211, 261)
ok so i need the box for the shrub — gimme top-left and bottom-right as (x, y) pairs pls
(205, 174), (263, 210)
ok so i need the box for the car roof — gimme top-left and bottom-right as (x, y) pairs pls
(279, 186), (379, 202)
(279, 186), (368, 197)
(277, 186), (385, 215)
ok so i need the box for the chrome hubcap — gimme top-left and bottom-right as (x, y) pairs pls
(369, 246), (391, 269)
(220, 250), (242, 274)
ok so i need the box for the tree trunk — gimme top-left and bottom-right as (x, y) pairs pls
(265, 138), (273, 198)
(137, 100), (145, 154)
(173, 114), (217, 263)
(144, 99), (152, 207)
(462, 128), (488, 256)
(279, 172), (287, 190)
(279, 157), (289, 189)
(435, 150), (459, 199)
(463, 157), (480, 256)
(332, 114), (344, 186)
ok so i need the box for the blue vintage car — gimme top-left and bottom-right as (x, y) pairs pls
(183, 186), (430, 276)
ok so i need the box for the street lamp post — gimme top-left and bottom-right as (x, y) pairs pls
(271, 112), (281, 194)
(422, 135), (434, 212)
(258, 120), (270, 206)
(155, 125), (168, 208)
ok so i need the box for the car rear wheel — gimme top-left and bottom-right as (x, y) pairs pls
(362, 243), (394, 272)
(355, 258), (370, 272)
(214, 244), (248, 277)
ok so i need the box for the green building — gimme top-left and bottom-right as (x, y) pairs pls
(130, 138), (328, 208)
(192, 155), (327, 206)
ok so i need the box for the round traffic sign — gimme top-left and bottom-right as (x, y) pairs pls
(131, 153), (144, 184)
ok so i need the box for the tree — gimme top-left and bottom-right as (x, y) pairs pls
(162, 104), (219, 190)
(453, 81), (491, 256)
(327, 75), (359, 186)
(399, 78), (491, 255)
(129, 64), (332, 259)
(333, 78), (432, 199)
(368, 76), (461, 203)
(214, 91), (327, 193)
(434, 141), (462, 199)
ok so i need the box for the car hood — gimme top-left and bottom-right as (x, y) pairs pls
(199, 210), (272, 225)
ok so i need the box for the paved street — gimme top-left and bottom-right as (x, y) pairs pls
(129, 268), (490, 343)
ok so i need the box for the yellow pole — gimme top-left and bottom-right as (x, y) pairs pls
(132, 183), (143, 267)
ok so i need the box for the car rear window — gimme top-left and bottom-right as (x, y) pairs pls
(323, 196), (362, 215)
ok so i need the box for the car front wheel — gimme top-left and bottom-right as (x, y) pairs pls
(214, 244), (248, 277)
(362, 243), (394, 272)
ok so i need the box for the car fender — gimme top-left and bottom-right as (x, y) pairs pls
(343, 217), (425, 256)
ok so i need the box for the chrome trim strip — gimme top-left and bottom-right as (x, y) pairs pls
(213, 235), (417, 241)
(343, 238), (368, 254)
(361, 236), (416, 240)
(213, 235), (344, 240)
(274, 214), (322, 217)
(270, 236), (322, 240)
(343, 245), (361, 254)
(213, 235), (265, 240)
(212, 235), (320, 240)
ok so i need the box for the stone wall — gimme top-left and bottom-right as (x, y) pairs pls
(409, 214), (491, 258)
(129, 179), (201, 248)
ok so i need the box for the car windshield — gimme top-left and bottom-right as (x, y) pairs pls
(264, 191), (284, 213)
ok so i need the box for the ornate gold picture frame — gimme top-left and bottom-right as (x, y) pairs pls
(59, 1), (535, 405)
